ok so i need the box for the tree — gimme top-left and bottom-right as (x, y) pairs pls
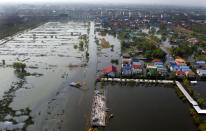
(152, 48), (166, 59)
(197, 98), (205, 105)
(2, 60), (5, 65)
(183, 79), (189, 86)
(13, 62), (26, 72)
(79, 40), (84, 48)
(169, 72), (176, 79)
(199, 123), (206, 131)
(73, 45), (78, 49)
(111, 45), (114, 51)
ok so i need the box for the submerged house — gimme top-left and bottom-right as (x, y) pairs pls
(157, 67), (168, 75)
(170, 65), (179, 72)
(152, 59), (162, 63)
(131, 58), (139, 62)
(176, 71), (185, 77)
(122, 65), (133, 75)
(102, 65), (117, 77)
(176, 58), (187, 66)
(197, 69), (206, 77)
(133, 65), (143, 74)
(180, 66), (192, 72)
(185, 71), (196, 78)
(122, 53), (131, 59)
(122, 59), (132, 65)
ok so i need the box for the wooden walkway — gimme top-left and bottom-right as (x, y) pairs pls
(176, 81), (206, 114)
(101, 78), (174, 84)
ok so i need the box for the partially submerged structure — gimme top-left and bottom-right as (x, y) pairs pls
(102, 65), (117, 77)
(90, 91), (107, 127)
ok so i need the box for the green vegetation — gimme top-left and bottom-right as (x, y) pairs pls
(189, 108), (200, 125)
(121, 36), (166, 59)
(188, 25), (206, 34)
(111, 45), (114, 51)
(199, 123), (206, 131)
(13, 62), (26, 72)
(79, 40), (84, 48)
(0, 17), (48, 40)
(100, 80), (104, 88)
(174, 86), (186, 102)
(73, 44), (78, 49)
(171, 43), (193, 57)
(111, 59), (119, 65)
(2, 60), (5, 65)
(95, 39), (99, 45)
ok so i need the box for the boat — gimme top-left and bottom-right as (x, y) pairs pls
(70, 82), (82, 88)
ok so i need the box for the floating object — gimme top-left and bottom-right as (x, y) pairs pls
(190, 81), (197, 84)
(70, 82), (82, 88)
(109, 114), (114, 119)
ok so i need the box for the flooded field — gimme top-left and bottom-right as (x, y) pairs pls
(0, 20), (201, 131)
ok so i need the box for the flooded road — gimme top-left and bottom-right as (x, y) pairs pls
(0, 20), (200, 131)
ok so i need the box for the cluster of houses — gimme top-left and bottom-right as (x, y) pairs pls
(101, 54), (206, 79)
(146, 59), (168, 76)
(167, 57), (195, 77)
(121, 54), (143, 76)
(187, 38), (199, 44)
(192, 61), (206, 77)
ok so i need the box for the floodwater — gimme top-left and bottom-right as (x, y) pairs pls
(104, 84), (196, 131)
(0, 20), (200, 131)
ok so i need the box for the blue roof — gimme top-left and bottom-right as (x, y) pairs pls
(181, 68), (192, 71)
(116, 28), (122, 31)
(168, 60), (176, 63)
(197, 47), (201, 50)
(138, 30), (142, 32)
(132, 58), (139, 62)
(122, 70), (132, 75)
(154, 62), (163, 65)
(101, 18), (108, 23)
(196, 61), (205, 64)
(124, 65), (133, 70)
(171, 65), (179, 69)
(124, 40), (129, 43)
(129, 33), (134, 37)
(179, 66), (190, 69)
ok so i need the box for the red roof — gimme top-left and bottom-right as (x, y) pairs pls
(122, 59), (131, 62)
(152, 59), (162, 62)
(102, 65), (117, 73)
(176, 71), (185, 75)
(133, 65), (142, 69)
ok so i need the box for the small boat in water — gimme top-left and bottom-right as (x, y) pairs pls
(70, 82), (82, 88)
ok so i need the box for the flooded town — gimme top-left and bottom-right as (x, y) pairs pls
(0, 1), (206, 131)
